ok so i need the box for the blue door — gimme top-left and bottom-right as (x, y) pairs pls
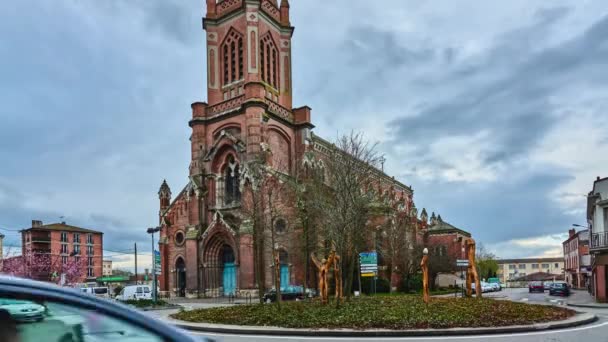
(223, 262), (236, 296)
(280, 265), (289, 290)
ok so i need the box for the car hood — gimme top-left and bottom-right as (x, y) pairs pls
(1, 303), (45, 314)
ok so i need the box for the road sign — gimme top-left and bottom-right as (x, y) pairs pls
(154, 250), (161, 275)
(359, 252), (378, 265)
(456, 259), (469, 267)
(360, 251), (378, 277)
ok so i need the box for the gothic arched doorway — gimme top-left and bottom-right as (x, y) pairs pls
(221, 244), (236, 296)
(201, 229), (238, 298)
(279, 250), (290, 290)
(175, 257), (186, 297)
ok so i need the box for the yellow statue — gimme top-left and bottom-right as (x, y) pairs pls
(421, 247), (430, 304)
(465, 240), (482, 298)
(311, 249), (341, 304)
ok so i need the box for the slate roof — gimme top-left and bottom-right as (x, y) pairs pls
(497, 257), (563, 264)
(21, 222), (102, 234)
(427, 219), (471, 237)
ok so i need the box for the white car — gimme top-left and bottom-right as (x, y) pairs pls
(0, 298), (46, 322)
(80, 287), (110, 298)
(117, 285), (152, 301)
(489, 283), (501, 292)
(471, 282), (494, 293)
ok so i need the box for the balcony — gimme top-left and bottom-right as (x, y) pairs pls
(30, 235), (51, 243)
(590, 232), (608, 250)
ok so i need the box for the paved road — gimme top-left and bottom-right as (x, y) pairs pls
(184, 288), (608, 342)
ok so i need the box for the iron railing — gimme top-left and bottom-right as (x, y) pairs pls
(591, 232), (608, 249)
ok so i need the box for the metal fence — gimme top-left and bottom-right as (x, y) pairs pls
(591, 232), (608, 249)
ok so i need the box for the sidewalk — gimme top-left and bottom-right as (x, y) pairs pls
(566, 290), (608, 308)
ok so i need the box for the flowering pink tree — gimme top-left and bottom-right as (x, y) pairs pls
(1, 246), (86, 284)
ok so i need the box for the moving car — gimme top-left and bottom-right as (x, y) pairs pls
(0, 275), (202, 341)
(549, 282), (571, 297)
(117, 285), (152, 301)
(543, 281), (554, 290)
(528, 281), (544, 293)
(0, 299), (46, 323)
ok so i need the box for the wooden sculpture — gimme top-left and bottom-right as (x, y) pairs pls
(465, 239), (482, 298)
(311, 250), (340, 304)
(333, 253), (343, 302)
(421, 247), (430, 304)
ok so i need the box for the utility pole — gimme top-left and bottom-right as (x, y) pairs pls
(134, 243), (138, 285)
(147, 227), (160, 304)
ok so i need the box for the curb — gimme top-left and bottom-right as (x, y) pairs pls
(567, 303), (608, 309)
(169, 313), (598, 337)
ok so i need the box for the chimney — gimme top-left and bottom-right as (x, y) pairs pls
(31, 220), (43, 228)
(569, 229), (576, 237)
(598, 176), (601, 181)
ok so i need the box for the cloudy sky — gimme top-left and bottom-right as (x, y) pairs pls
(1, 0), (607, 269)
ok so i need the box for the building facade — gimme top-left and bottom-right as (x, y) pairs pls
(496, 258), (564, 284)
(563, 228), (591, 289)
(20, 220), (104, 283)
(588, 176), (608, 302)
(103, 260), (113, 276)
(156, 1), (473, 298)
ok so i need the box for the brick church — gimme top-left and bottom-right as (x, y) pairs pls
(157, 0), (473, 297)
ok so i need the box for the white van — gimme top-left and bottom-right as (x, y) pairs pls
(80, 287), (110, 298)
(118, 285), (152, 301)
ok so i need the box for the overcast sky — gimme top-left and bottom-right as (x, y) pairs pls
(1, 1), (607, 270)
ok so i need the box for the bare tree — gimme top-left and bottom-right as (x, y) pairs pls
(240, 153), (290, 306)
(314, 131), (382, 298)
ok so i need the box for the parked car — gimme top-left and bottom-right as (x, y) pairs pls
(487, 278), (502, 291)
(80, 287), (110, 299)
(0, 298), (46, 323)
(471, 282), (494, 293)
(549, 282), (571, 297)
(263, 286), (306, 303)
(543, 281), (554, 290)
(117, 285), (152, 301)
(489, 283), (501, 292)
(0, 275), (202, 341)
(528, 281), (544, 293)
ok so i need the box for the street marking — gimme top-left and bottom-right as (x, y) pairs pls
(190, 321), (608, 340)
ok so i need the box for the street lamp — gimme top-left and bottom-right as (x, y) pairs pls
(147, 227), (161, 304)
(572, 224), (589, 228)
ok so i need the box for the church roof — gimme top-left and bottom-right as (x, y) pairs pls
(427, 218), (471, 237)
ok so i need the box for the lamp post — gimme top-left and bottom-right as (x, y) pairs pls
(147, 227), (161, 304)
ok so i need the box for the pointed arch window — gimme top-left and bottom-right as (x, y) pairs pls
(260, 33), (279, 89)
(224, 155), (241, 205)
(222, 29), (244, 86)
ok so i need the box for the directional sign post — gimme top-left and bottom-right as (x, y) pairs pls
(154, 250), (161, 275)
(360, 252), (378, 295)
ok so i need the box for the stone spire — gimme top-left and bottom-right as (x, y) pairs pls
(430, 212), (437, 226)
(158, 179), (172, 211)
(280, 0), (290, 25)
(437, 214), (443, 223)
(420, 208), (428, 223)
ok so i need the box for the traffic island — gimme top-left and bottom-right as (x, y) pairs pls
(169, 296), (594, 336)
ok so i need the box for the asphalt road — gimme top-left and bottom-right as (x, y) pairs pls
(187, 288), (608, 342)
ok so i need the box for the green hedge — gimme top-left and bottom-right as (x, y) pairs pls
(122, 299), (167, 308)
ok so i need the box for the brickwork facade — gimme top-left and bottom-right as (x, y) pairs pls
(157, 1), (472, 297)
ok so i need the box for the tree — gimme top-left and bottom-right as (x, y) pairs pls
(378, 207), (421, 292)
(240, 152), (290, 305)
(314, 131), (382, 299)
(476, 243), (498, 280)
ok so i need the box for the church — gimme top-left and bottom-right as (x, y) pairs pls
(157, 0), (472, 297)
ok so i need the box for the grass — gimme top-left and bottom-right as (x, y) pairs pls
(171, 296), (575, 330)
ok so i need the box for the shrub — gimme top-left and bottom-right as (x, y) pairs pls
(361, 277), (390, 294)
